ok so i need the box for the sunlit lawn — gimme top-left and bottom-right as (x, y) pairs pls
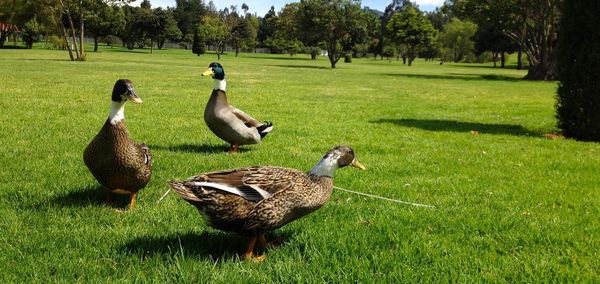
(0, 44), (598, 282)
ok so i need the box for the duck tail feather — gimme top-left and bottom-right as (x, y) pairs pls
(140, 143), (152, 165)
(168, 180), (202, 202)
(257, 121), (273, 139)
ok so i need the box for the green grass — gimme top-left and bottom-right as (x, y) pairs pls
(1, 45), (598, 282)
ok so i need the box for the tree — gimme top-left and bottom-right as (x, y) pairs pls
(297, 0), (369, 68)
(0, 0), (26, 48)
(200, 14), (228, 59)
(192, 28), (205, 55)
(22, 16), (42, 49)
(556, 1), (600, 141)
(229, 17), (250, 56)
(257, 6), (277, 47)
(378, 0), (415, 60)
(386, 6), (437, 66)
(154, 8), (182, 49)
(362, 9), (382, 59)
(173, 0), (205, 45)
(122, 4), (159, 52)
(85, 3), (125, 52)
(0, 0), (56, 48)
(437, 18), (476, 62)
(450, 0), (560, 80)
(505, 0), (560, 80)
(243, 13), (259, 52)
(473, 24), (517, 67)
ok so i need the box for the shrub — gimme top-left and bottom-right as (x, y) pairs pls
(192, 30), (206, 56)
(344, 53), (352, 63)
(47, 35), (65, 50)
(556, 1), (600, 141)
(104, 35), (121, 48)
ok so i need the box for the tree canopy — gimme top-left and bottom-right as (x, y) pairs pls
(386, 6), (437, 66)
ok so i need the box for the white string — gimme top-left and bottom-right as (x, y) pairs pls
(157, 188), (172, 203)
(333, 186), (435, 208)
(158, 184), (434, 208)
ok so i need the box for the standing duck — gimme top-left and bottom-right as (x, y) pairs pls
(201, 62), (273, 153)
(168, 145), (365, 261)
(83, 79), (152, 209)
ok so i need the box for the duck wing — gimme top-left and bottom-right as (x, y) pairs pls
(139, 143), (152, 166)
(180, 166), (303, 202)
(244, 173), (320, 234)
(229, 106), (262, 128)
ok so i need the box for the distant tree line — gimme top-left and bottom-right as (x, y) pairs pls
(1, 0), (561, 78)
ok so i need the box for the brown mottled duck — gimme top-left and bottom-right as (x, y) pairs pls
(83, 79), (152, 209)
(201, 62), (273, 153)
(168, 145), (365, 261)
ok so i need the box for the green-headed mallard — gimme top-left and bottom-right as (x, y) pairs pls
(201, 62), (273, 153)
(83, 79), (152, 209)
(168, 145), (365, 261)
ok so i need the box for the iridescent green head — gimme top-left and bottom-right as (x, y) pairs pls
(201, 62), (225, 80)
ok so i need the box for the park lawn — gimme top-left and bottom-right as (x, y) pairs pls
(0, 45), (598, 282)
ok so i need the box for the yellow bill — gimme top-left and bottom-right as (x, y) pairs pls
(202, 68), (215, 77)
(351, 159), (366, 170)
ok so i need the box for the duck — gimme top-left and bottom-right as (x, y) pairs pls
(201, 62), (273, 153)
(168, 145), (365, 261)
(83, 79), (152, 209)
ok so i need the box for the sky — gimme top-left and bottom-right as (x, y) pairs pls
(131, 0), (444, 17)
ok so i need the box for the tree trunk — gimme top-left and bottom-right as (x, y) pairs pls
(79, 5), (85, 60)
(524, 60), (556, 80)
(65, 8), (80, 60)
(327, 39), (339, 68)
(58, 17), (75, 61)
(93, 36), (98, 52)
(517, 49), (523, 70)
(235, 45), (239, 57)
(0, 31), (6, 48)
(501, 51), (505, 68)
(310, 52), (317, 60)
(328, 52), (336, 68)
(150, 40), (153, 54)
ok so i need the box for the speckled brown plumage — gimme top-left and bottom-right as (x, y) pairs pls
(170, 166), (332, 236)
(169, 145), (365, 261)
(84, 119), (152, 191)
(83, 79), (151, 209)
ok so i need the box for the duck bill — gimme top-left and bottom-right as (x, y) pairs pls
(202, 68), (215, 78)
(128, 91), (143, 104)
(351, 159), (366, 170)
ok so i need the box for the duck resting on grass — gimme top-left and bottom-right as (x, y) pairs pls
(168, 145), (365, 261)
(201, 62), (273, 153)
(83, 79), (152, 209)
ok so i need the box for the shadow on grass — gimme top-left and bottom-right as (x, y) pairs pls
(372, 118), (540, 136)
(244, 54), (312, 61)
(106, 49), (151, 54)
(49, 185), (106, 208)
(452, 64), (527, 70)
(269, 64), (329, 70)
(149, 143), (251, 154)
(13, 58), (74, 62)
(49, 185), (138, 210)
(381, 72), (521, 82)
(122, 231), (291, 261)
